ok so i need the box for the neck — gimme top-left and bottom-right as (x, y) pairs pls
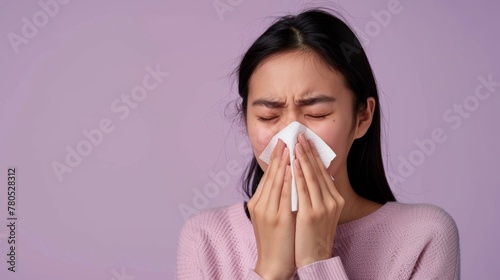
(332, 163), (382, 225)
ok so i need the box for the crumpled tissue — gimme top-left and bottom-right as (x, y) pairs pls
(258, 121), (336, 211)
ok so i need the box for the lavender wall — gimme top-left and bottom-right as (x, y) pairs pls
(0, 0), (498, 279)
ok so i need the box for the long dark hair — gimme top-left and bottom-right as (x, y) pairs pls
(233, 8), (396, 205)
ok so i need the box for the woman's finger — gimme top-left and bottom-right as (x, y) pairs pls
(249, 139), (284, 209)
(279, 165), (292, 213)
(267, 144), (290, 212)
(295, 134), (325, 207)
(305, 138), (336, 197)
(294, 157), (312, 211)
(306, 138), (344, 210)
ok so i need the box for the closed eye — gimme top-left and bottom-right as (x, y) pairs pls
(307, 114), (330, 119)
(257, 116), (278, 122)
(257, 114), (330, 122)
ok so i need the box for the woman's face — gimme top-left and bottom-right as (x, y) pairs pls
(246, 50), (366, 177)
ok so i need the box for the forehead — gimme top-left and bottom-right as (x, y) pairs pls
(248, 50), (346, 100)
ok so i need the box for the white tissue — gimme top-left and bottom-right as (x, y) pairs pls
(258, 121), (336, 211)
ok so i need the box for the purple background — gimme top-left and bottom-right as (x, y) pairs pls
(1, 0), (498, 279)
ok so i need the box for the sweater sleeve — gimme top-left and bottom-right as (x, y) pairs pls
(176, 217), (204, 279)
(409, 207), (461, 280)
(296, 256), (349, 279)
(177, 209), (280, 280)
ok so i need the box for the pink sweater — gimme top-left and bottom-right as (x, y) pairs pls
(177, 201), (460, 279)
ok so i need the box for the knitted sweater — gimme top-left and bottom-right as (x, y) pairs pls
(177, 201), (460, 279)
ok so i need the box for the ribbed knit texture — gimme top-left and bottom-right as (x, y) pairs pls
(177, 201), (460, 279)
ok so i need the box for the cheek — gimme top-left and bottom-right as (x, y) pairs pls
(248, 125), (277, 172)
(249, 125), (276, 157)
(312, 119), (352, 173)
(312, 122), (344, 154)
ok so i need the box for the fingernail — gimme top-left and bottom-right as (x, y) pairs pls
(308, 139), (314, 147)
(282, 147), (288, 159)
(296, 143), (302, 154)
(294, 158), (301, 171)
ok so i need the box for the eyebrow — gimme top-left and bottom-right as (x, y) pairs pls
(251, 95), (336, 108)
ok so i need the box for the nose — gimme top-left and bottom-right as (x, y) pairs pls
(277, 115), (306, 132)
(272, 119), (308, 148)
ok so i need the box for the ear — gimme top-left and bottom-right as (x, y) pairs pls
(353, 97), (375, 140)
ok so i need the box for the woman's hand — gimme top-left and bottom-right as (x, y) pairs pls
(247, 139), (296, 280)
(293, 133), (345, 268)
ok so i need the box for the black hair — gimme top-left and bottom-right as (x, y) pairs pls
(233, 8), (396, 210)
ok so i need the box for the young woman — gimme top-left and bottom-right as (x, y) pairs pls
(177, 8), (460, 279)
